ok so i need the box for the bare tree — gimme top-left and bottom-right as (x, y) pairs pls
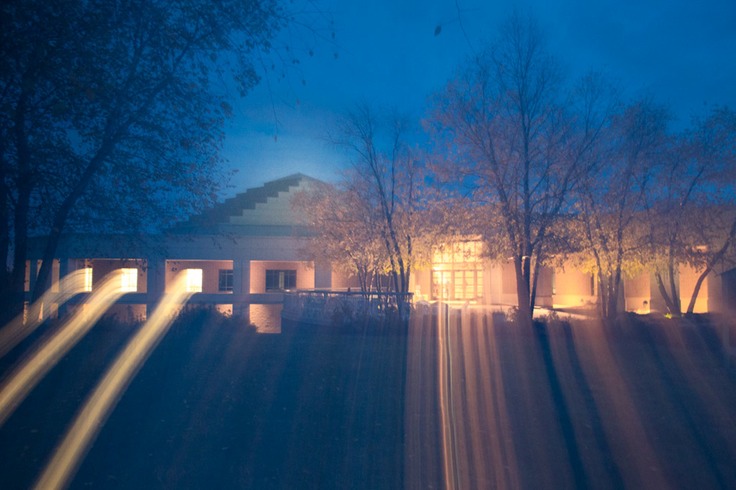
(574, 99), (669, 321)
(428, 13), (603, 324)
(293, 181), (389, 292)
(646, 107), (736, 314)
(331, 103), (424, 301)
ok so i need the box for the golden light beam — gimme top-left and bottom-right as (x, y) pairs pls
(0, 269), (90, 358)
(437, 301), (460, 490)
(33, 271), (198, 490)
(0, 270), (131, 427)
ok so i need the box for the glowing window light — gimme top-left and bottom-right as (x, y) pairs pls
(82, 268), (93, 292)
(120, 268), (138, 292)
(185, 269), (203, 293)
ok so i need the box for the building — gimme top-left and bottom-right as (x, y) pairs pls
(26, 174), (332, 330)
(24, 174), (735, 329)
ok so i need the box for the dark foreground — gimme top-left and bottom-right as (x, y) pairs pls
(0, 311), (406, 489)
(407, 310), (736, 489)
(1, 309), (735, 489)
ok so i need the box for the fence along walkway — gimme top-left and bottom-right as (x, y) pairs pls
(282, 290), (413, 326)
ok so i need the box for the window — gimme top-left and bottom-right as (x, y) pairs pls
(266, 270), (296, 291)
(184, 269), (203, 293)
(219, 269), (234, 292)
(83, 267), (93, 292)
(432, 269), (483, 301)
(433, 240), (483, 265)
(120, 268), (138, 292)
(431, 240), (484, 301)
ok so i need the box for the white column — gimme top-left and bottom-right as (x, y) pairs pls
(232, 259), (250, 320)
(56, 259), (75, 318)
(28, 259), (38, 295)
(145, 257), (166, 319)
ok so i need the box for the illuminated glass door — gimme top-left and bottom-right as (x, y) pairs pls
(431, 240), (485, 301)
(432, 269), (483, 301)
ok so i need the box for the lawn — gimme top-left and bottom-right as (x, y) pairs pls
(1, 308), (735, 489)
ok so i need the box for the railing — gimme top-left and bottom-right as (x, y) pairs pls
(282, 290), (413, 326)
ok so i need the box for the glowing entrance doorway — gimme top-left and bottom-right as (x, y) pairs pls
(431, 241), (485, 302)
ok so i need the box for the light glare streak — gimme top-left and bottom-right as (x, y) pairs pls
(0, 269), (90, 358)
(438, 302), (459, 490)
(33, 271), (196, 490)
(0, 270), (131, 426)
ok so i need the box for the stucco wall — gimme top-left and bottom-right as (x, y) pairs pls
(330, 270), (362, 291)
(91, 258), (148, 293)
(679, 264), (709, 313)
(249, 260), (314, 294)
(249, 304), (282, 333)
(554, 268), (596, 309)
(164, 260), (233, 294)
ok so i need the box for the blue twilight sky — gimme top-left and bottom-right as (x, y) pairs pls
(221, 0), (736, 194)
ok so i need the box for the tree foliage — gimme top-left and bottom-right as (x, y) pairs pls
(644, 107), (736, 315)
(572, 98), (669, 321)
(427, 13), (604, 324)
(292, 180), (389, 292)
(300, 103), (444, 299)
(328, 104), (424, 296)
(0, 0), (308, 313)
(429, 13), (735, 321)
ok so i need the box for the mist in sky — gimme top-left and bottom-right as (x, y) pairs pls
(222, 0), (736, 192)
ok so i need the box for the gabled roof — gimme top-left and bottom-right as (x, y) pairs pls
(171, 173), (321, 235)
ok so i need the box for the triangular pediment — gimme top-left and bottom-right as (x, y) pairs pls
(173, 173), (321, 234)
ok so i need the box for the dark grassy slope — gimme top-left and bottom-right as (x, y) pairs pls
(404, 310), (736, 489)
(0, 311), (407, 489)
(0, 317), (135, 489)
(2, 309), (735, 489)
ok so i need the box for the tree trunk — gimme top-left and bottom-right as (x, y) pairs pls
(6, 95), (34, 320)
(686, 267), (711, 314)
(32, 141), (116, 301)
(686, 220), (736, 314)
(0, 152), (9, 293)
(32, 203), (72, 301)
(597, 271), (608, 319)
(514, 255), (533, 326)
(597, 270), (622, 324)
(606, 275), (620, 324)
(530, 255), (542, 314)
(1, 184), (26, 324)
(654, 270), (680, 316)
(667, 259), (681, 314)
(0, 168), (21, 324)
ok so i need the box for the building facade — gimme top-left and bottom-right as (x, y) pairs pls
(24, 174), (734, 329)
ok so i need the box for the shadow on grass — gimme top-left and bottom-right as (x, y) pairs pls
(0, 309), (408, 489)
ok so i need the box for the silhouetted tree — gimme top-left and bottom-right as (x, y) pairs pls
(330, 103), (428, 298)
(645, 107), (736, 315)
(574, 99), (669, 321)
(0, 0), (320, 318)
(428, 14), (604, 325)
(293, 180), (389, 292)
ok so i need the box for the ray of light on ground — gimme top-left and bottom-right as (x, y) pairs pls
(0, 270), (131, 426)
(33, 271), (196, 490)
(0, 269), (90, 358)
